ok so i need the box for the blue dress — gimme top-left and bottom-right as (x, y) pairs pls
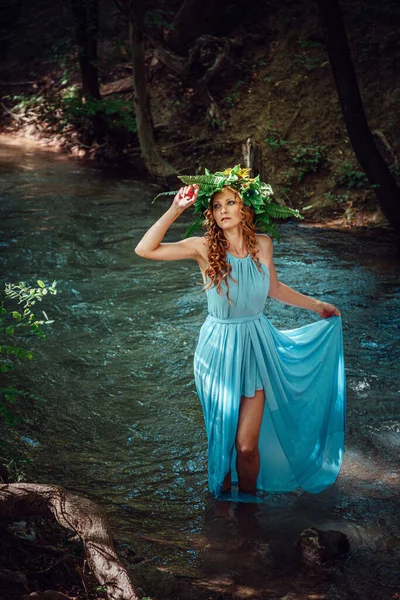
(194, 252), (346, 501)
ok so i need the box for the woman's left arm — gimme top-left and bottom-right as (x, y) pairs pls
(259, 235), (341, 318)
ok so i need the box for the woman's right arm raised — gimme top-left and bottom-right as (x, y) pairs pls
(135, 185), (201, 261)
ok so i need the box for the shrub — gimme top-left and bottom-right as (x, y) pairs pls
(264, 120), (287, 150)
(289, 144), (325, 182)
(293, 40), (328, 71)
(324, 192), (350, 204)
(334, 161), (369, 189)
(0, 280), (56, 426)
(9, 90), (137, 136)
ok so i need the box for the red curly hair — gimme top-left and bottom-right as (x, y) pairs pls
(203, 186), (263, 301)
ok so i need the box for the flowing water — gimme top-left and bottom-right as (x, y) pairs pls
(0, 137), (399, 599)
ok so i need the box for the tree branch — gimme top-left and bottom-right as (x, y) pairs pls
(0, 483), (140, 600)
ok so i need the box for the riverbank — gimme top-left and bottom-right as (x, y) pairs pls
(2, 0), (399, 234)
(0, 132), (391, 234)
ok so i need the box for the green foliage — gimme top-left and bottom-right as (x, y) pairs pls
(264, 121), (287, 150)
(334, 161), (369, 189)
(0, 450), (28, 482)
(324, 192), (350, 204)
(293, 40), (328, 71)
(184, 216), (207, 238)
(234, 58), (249, 73)
(225, 92), (239, 106)
(64, 95), (137, 132)
(154, 166), (303, 239)
(389, 163), (400, 180)
(289, 144), (325, 182)
(225, 80), (246, 107)
(0, 280), (57, 426)
(144, 9), (174, 31)
(8, 89), (137, 136)
(265, 135), (287, 150)
(265, 121), (325, 181)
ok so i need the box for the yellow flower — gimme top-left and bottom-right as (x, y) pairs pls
(237, 168), (251, 179)
(220, 166), (251, 179)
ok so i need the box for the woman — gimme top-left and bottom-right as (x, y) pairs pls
(135, 167), (346, 502)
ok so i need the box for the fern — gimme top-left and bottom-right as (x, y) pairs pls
(178, 174), (227, 193)
(151, 165), (304, 241)
(151, 189), (177, 204)
(266, 203), (304, 220)
(184, 216), (206, 238)
(256, 218), (281, 240)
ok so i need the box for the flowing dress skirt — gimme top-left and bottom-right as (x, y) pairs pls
(194, 253), (346, 501)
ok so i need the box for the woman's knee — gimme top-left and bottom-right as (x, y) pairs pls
(236, 439), (259, 460)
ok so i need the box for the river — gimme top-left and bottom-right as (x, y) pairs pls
(0, 136), (399, 599)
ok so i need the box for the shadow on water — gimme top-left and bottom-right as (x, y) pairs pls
(0, 138), (399, 599)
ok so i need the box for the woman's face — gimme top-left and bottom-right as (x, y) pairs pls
(212, 187), (242, 230)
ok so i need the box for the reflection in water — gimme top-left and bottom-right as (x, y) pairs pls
(0, 138), (399, 597)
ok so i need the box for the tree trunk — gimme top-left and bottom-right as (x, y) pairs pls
(0, 483), (140, 600)
(70, 0), (101, 100)
(318, 0), (400, 234)
(166, 0), (229, 56)
(70, 0), (105, 145)
(128, 4), (175, 180)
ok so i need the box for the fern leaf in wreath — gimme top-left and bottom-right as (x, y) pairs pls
(151, 189), (178, 204)
(256, 218), (281, 241)
(184, 216), (206, 238)
(178, 174), (227, 193)
(266, 203), (304, 220)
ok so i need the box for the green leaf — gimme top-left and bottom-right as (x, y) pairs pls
(11, 311), (21, 320)
(151, 190), (177, 204)
(264, 203), (304, 220)
(256, 220), (281, 240)
(37, 280), (45, 288)
(178, 174), (227, 193)
(184, 216), (206, 239)
(5, 325), (14, 336)
(4, 391), (17, 403)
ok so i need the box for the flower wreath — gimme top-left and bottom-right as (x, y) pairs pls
(153, 165), (303, 239)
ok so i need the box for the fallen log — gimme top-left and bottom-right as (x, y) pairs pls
(100, 77), (134, 97)
(0, 483), (140, 600)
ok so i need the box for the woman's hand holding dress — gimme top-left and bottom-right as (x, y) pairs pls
(314, 301), (341, 318)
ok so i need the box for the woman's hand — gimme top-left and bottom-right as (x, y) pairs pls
(172, 185), (199, 211)
(315, 301), (341, 318)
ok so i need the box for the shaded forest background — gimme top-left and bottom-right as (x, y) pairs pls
(1, 2), (400, 598)
(1, 0), (400, 228)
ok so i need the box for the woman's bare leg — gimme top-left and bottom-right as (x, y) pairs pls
(222, 471), (231, 492)
(235, 389), (265, 494)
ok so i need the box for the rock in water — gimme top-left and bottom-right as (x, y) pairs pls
(298, 527), (350, 565)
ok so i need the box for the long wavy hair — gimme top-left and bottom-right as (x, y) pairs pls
(203, 186), (263, 301)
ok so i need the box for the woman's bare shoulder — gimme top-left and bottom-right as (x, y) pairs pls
(189, 235), (209, 251)
(188, 236), (209, 262)
(255, 233), (274, 266)
(256, 233), (273, 251)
